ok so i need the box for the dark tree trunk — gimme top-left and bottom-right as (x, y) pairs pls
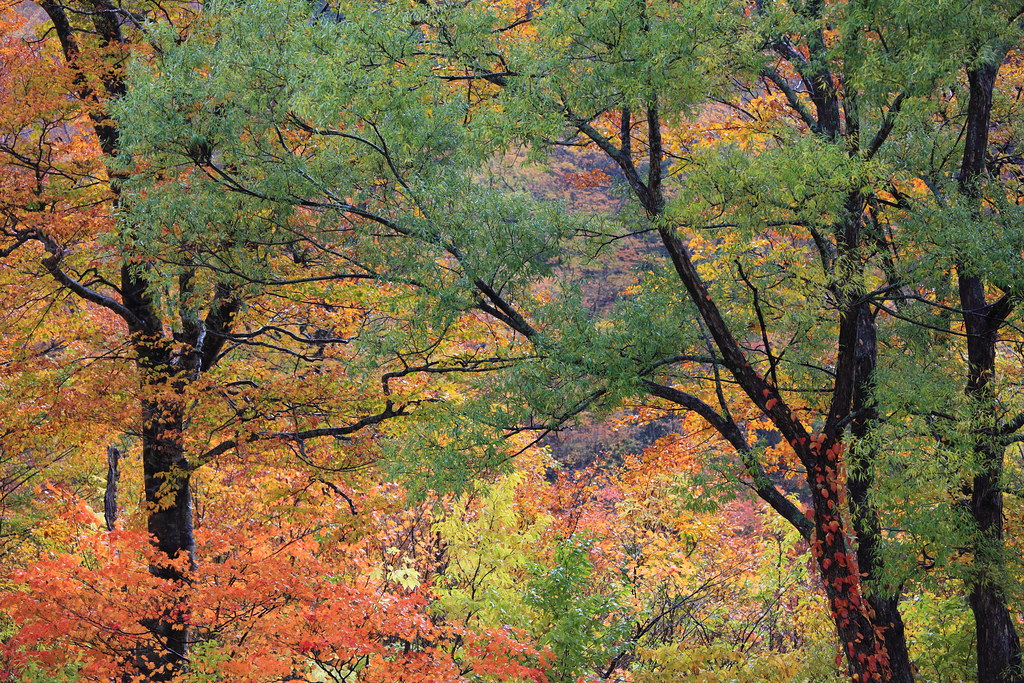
(845, 305), (913, 683)
(135, 392), (194, 679)
(32, 1), (197, 673)
(104, 445), (120, 531)
(123, 267), (198, 680)
(30, 2), (233, 679)
(619, 97), (900, 678)
(957, 60), (1023, 683)
(140, 397), (195, 574)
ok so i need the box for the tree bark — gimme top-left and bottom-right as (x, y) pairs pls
(652, 165), (897, 683)
(31, 3), (202, 668)
(123, 269), (199, 680)
(136, 391), (194, 678)
(806, 443), (891, 683)
(104, 445), (120, 531)
(845, 304), (913, 683)
(957, 59), (1023, 683)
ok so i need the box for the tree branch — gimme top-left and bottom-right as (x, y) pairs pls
(642, 380), (813, 539)
(189, 403), (408, 470)
(761, 67), (819, 132)
(39, 246), (142, 327)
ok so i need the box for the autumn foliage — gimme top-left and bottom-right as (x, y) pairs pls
(4, 0), (1024, 680)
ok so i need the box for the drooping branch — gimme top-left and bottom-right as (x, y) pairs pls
(643, 380), (812, 539)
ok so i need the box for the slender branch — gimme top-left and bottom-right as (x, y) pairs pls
(642, 380), (812, 539)
(316, 479), (359, 515)
(735, 260), (779, 388)
(865, 92), (906, 160)
(568, 113), (653, 207)
(189, 403), (408, 470)
(658, 224), (813, 454)
(761, 67), (819, 132)
(270, 402), (408, 441)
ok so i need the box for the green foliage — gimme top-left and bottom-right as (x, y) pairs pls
(182, 639), (232, 683)
(99, 0), (1024, 677)
(901, 593), (976, 682)
(525, 537), (629, 683)
(11, 658), (81, 683)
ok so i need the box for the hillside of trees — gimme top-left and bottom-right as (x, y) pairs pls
(2, 0), (1024, 680)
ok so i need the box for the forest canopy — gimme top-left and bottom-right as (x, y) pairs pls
(2, 0), (1024, 681)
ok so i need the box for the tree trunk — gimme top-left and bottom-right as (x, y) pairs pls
(960, 270), (1021, 683)
(957, 60), (1023, 683)
(845, 305), (914, 683)
(104, 445), (120, 531)
(135, 394), (194, 679)
(30, 2), (214, 678)
(583, 89), (911, 682)
(124, 267), (197, 680)
(805, 440), (892, 683)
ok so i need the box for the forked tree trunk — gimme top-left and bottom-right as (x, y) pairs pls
(123, 270), (199, 679)
(656, 220), (900, 681)
(804, 439), (893, 683)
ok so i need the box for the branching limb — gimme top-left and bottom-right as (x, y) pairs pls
(642, 380), (812, 540)
(761, 67), (819, 132)
(39, 241), (142, 327)
(188, 402), (409, 471)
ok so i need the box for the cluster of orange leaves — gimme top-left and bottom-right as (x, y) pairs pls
(1, 426), (829, 682)
(562, 169), (611, 190)
(1, 469), (550, 682)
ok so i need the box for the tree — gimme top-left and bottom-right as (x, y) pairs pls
(102, 0), (1024, 679)
(951, 47), (1024, 682)
(1, 464), (550, 682)
(0, 1), (422, 677)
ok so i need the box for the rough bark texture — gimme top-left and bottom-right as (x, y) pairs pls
(806, 444), (891, 683)
(137, 390), (193, 677)
(654, 239), (897, 681)
(846, 306), (913, 683)
(121, 273), (199, 678)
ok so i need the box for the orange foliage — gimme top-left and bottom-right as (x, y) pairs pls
(2, 468), (549, 682)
